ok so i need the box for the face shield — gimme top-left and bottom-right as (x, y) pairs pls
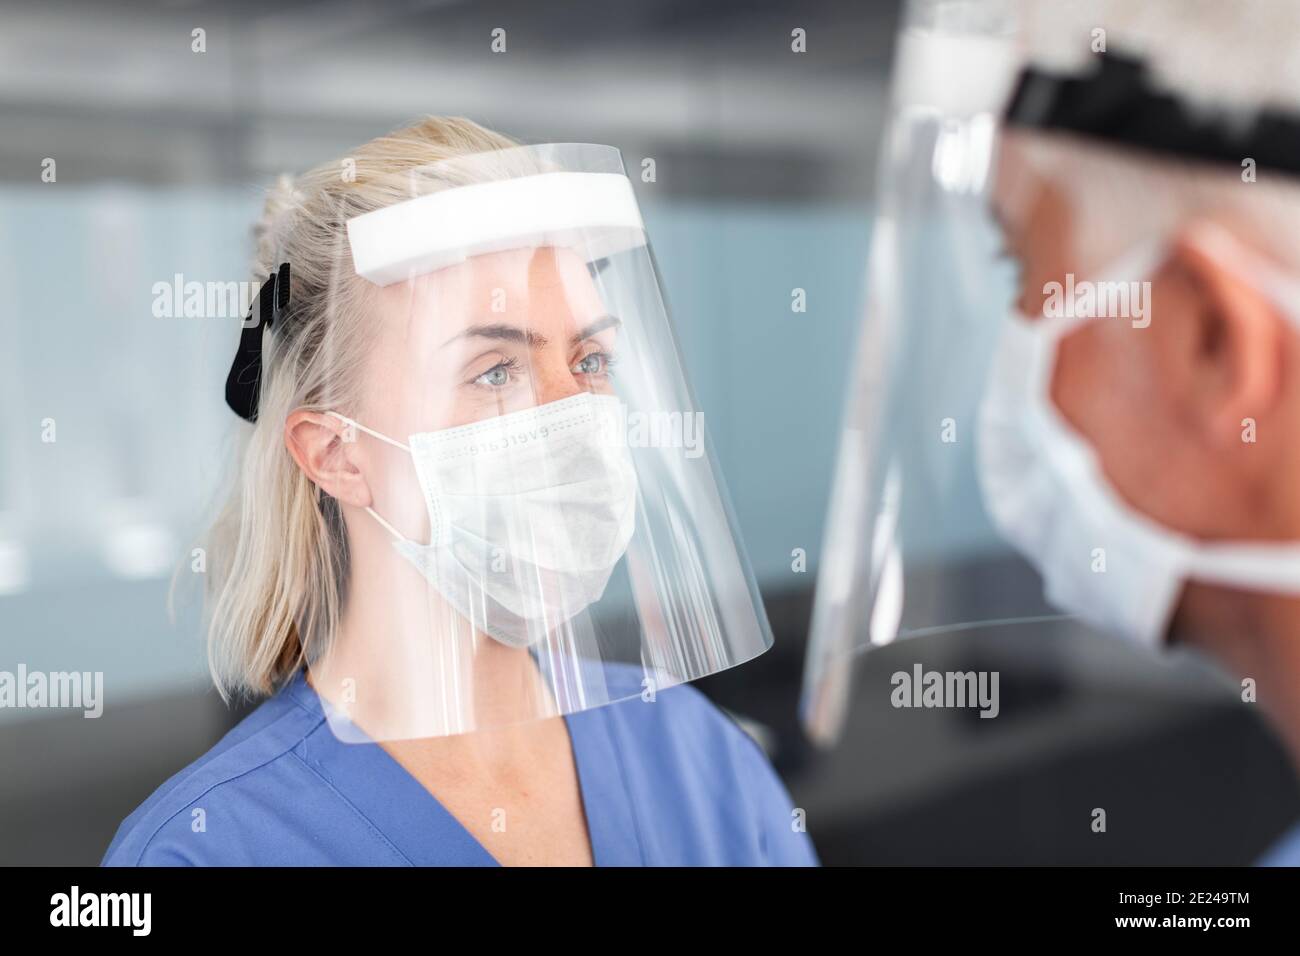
(294, 143), (771, 741)
(800, 0), (1027, 746)
(801, 0), (1300, 746)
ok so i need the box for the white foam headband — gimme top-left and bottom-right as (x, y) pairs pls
(346, 170), (647, 287)
(892, 29), (1019, 115)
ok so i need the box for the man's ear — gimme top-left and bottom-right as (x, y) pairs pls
(1167, 225), (1284, 446)
(284, 411), (373, 508)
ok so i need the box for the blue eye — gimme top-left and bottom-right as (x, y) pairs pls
(473, 359), (519, 388)
(574, 351), (614, 376)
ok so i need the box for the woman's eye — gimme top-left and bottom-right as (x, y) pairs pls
(474, 363), (512, 388)
(574, 352), (609, 376)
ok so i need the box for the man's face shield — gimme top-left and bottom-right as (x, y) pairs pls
(800, 5), (1033, 746)
(800, 0), (1300, 746)
(303, 143), (772, 741)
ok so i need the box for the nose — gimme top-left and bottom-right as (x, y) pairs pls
(532, 360), (588, 407)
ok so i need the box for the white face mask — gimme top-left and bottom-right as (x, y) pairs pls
(977, 234), (1300, 649)
(333, 392), (638, 649)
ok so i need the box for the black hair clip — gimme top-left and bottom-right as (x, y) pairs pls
(225, 262), (291, 423)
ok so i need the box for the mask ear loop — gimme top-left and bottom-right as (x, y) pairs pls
(326, 411), (416, 545)
(326, 410), (410, 451)
(1182, 224), (1300, 327)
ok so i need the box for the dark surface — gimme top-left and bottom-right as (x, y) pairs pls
(699, 586), (1300, 866)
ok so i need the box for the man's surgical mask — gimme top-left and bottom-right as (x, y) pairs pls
(332, 392), (638, 649)
(977, 232), (1300, 648)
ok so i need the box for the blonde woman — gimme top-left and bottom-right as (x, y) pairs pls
(102, 118), (817, 866)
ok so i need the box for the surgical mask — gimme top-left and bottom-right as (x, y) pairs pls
(977, 235), (1300, 649)
(332, 392), (638, 649)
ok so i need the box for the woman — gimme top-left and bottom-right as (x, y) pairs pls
(102, 117), (816, 866)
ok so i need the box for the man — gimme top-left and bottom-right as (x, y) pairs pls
(802, 0), (1300, 863)
(989, 0), (1300, 862)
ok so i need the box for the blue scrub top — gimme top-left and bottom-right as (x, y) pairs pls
(102, 668), (818, 866)
(1258, 820), (1300, 866)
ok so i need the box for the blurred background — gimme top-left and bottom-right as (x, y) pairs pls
(1, 0), (1297, 865)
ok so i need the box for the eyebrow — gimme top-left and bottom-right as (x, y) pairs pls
(570, 314), (621, 346)
(442, 314), (622, 349)
(442, 323), (549, 348)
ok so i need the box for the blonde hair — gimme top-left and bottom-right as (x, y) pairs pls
(205, 116), (521, 701)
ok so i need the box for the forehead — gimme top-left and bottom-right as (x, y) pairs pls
(374, 245), (605, 333)
(439, 245), (597, 298)
(991, 133), (1045, 234)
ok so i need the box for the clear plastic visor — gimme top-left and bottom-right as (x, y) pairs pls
(297, 143), (772, 741)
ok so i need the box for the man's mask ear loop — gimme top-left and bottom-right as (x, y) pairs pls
(1182, 224), (1300, 316)
(326, 411), (416, 545)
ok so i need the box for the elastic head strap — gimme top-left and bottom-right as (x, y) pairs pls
(1004, 52), (1300, 179)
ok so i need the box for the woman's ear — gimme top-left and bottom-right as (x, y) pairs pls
(284, 411), (373, 508)
(1168, 224), (1284, 446)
